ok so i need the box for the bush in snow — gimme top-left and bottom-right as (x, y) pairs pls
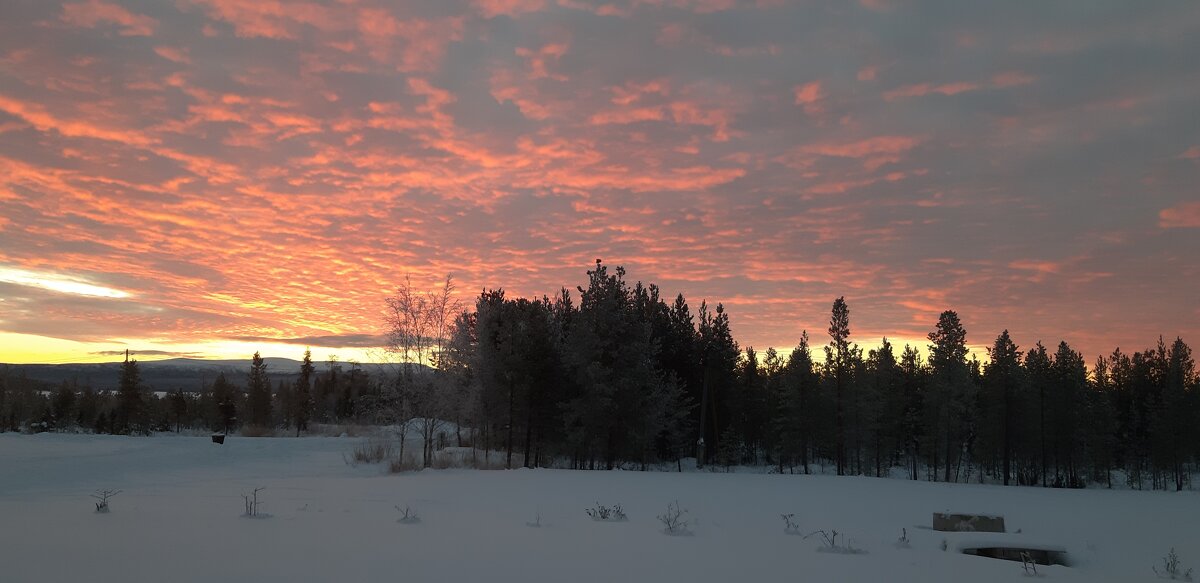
(241, 487), (270, 518)
(894, 527), (911, 549)
(781, 513), (801, 535)
(1154, 548), (1193, 581)
(805, 529), (866, 555)
(395, 505), (421, 524)
(91, 489), (121, 513)
(348, 438), (394, 465)
(1021, 551), (1040, 578)
(525, 513), (542, 528)
(657, 501), (691, 536)
(586, 503), (627, 522)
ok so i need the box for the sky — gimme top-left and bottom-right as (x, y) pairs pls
(0, 0), (1197, 365)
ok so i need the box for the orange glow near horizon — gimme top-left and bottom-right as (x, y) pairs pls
(1, 1), (1198, 366)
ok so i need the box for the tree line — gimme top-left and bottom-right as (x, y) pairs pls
(1, 261), (1196, 490)
(0, 350), (371, 438)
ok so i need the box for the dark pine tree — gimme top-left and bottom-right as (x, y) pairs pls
(211, 372), (237, 434)
(984, 330), (1022, 486)
(826, 297), (851, 476)
(926, 310), (972, 482)
(246, 351), (272, 428)
(697, 301), (739, 467)
(294, 349), (315, 436)
(114, 351), (145, 435)
(1024, 342), (1052, 486)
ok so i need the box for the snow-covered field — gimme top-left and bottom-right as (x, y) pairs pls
(0, 434), (1195, 583)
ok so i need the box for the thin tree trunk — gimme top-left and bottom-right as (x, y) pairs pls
(698, 369), (709, 468)
(523, 404), (533, 469)
(506, 382), (515, 469)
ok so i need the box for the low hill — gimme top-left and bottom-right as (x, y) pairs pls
(0, 358), (418, 391)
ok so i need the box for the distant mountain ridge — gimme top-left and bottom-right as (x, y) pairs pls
(0, 358), (411, 391)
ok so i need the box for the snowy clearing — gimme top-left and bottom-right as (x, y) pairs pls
(0, 433), (1196, 583)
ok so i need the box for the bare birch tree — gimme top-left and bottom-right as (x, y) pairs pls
(383, 275), (462, 467)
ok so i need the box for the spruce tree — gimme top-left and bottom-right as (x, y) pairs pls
(1050, 341), (1087, 487)
(697, 301), (739, 467)
(115, 352), (145, 435)
(866, 338), (898, 478)
(211, 372), (237, 434)
(1025, 343), (1052, 486)
(782, 332), (819, 474)
(899, 344), (926, 480)
(826, 297), (850, 475)
(246, 352), (272, 428)
(294, 349), (315, 436)
(926, 310), (971, 482)
(984, 330), (1022, 485)
(1158, 338), (1195, 490)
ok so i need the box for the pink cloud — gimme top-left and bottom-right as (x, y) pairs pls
(610, 79), (670, 105)
(793, 81), (825, 116)
(992, 71), (1035, 88)
(516, 41), (570, 80)
(801, 135), (922, 158)
(669, 101), (734, 141)
(1008, 259), (1062, 274)
(1160, 202), (1200, 228)
(3, 0), (1197, 367)
(61, 0), (157, 36)
(474, 0), (547, 18)
(808, 177), (879, 195)
(153, 46), (191, 64)
(187, 0), (337, 39)
(657, 21), (777, 56)
(884, 81), (981, 101)
(357, 9), (464, 72)
(589, 106), (665, 125)
(638, 0), (739, 13)
(0, 94), (158, 148)
(656, 22), (689, 46)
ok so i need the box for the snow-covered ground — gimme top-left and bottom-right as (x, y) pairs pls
(0, 433), (1195, 583)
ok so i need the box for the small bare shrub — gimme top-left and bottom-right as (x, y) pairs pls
(240, 425), (276, 438)
(781, 513), (801, 535)
(431, 453), (455, 469)
(350, 438), (395, 464)
(895, 527), (911, 549)
(310, 423), (372, 437)
(92, 489), (121, 513)
(657, 500), (692, 536)
(586, 502), (627, 522)
(525, 513), (543, 528)
(241, 487), (270, 518)
(395, 505), (421, 524)
(1155, 548), (1194, 581)
(388, 452), (422, 473)
(1021, 551), (1041, 577)
(469, 454), (511, 470)
(805, 529), (867, 555)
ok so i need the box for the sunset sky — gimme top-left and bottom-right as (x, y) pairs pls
(0, 0), (1197, 365)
